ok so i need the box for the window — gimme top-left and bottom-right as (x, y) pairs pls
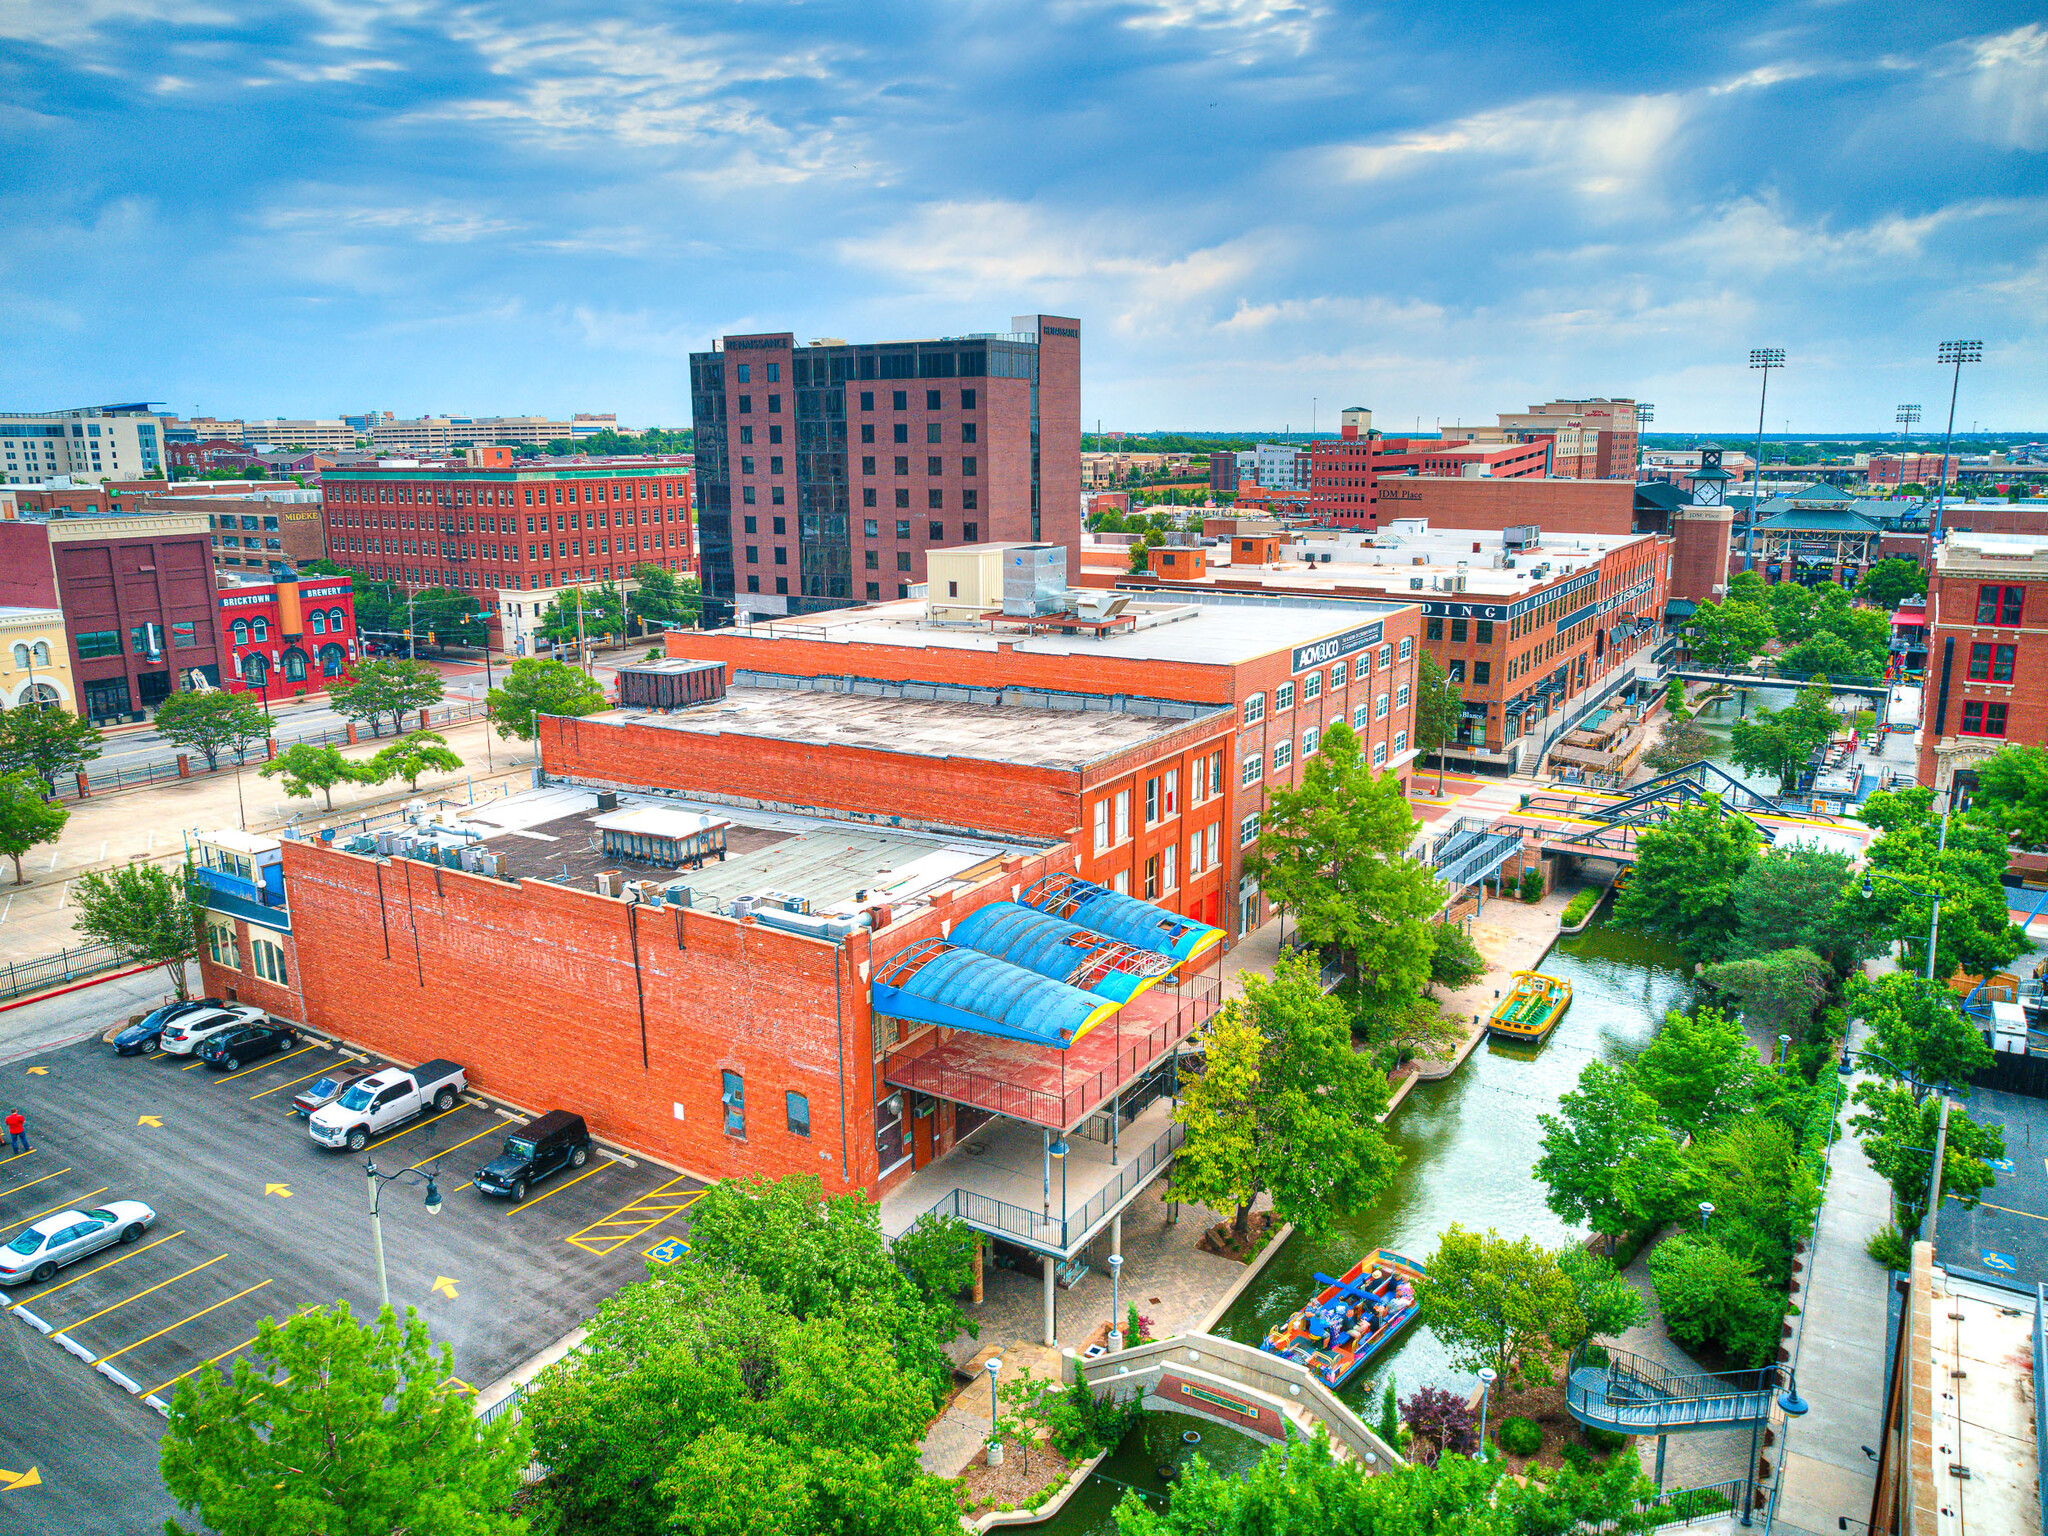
(861, 424), (875, 443)
(1241, 753), (1263, 786)
(721, 1071), (745, 1136)
(1206, 823), (1219, 868)
(1371, 741), (1388, 768)
(1240, 813), (1260, 845)
(864, 550), (879, 570)
(860, 390), (874, 410)
(1398, 638), (1413, 661)
(1188, 831), (1202, 876)
(1960, 702), (2009, 737)
(171, 621), (198, 649)
(1969, 643), (2017, 682)
(1353, 703), (1369, 729)
(1192, 754), (1208, 803)
(1243, 692), (1265, 725)
(1396, 683), (1410, 710)
(1093, 799), (1111, 853)
(1451, 618), (1467, 643)
(1163, 845), (1177, 893)
(862, 487), (877, 507)
(231, 619), (249, 647)
(926, 456), (942, 475)
(926, 423), (942, 444)
(1303, 725), (1319, 756)
(252, 937), (289, 986)
(1275, 681), (1295, 711)
(892, 389), (907, 410)
(1304, 671), (1323, 701)
(1476, 620), (1494, 644)
(1394, 730), (1408, 754)
(893, 423), (909, 444)
(895, 551), (911, 572)
(1114, 788), (1130, 843)
(1474, 661), (1491, 686)
(1143, 855), (1160, 899)
(76, 630), (121, 660)
(1163, 768), (1178, 815)
(866, 582), (881, 600)
(206, 918), (238, 969)
(1427, 616), (1443, 641)
(1330, 660), (1348, 687)
(735, 363), (750, 383)
(1112, 870), (1129, 894)
(1144, 776), (1159, 825)
(1977, 584), (2026, 625)
(786, 1091), (810, 1137)
(1272, 740), (1293, 771)
(863, 518), (878, 537)
(1375, 692), (1390, 720)
(895, 489), (910, 508)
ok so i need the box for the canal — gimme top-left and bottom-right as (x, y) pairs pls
(1031, 919), (1696, 1533)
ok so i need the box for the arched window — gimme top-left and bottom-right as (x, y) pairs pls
(31, 641), (48, 666)
(9, 643), (25, 668)
(309, 611), (326, 635)
(242, 653), (268, 686)
(328, 607), (346, 632)
(319, 642), (346, 678)
(282, 647), (308, 683)
(232, 620), (249, 646)
(26, 683), (60, 709)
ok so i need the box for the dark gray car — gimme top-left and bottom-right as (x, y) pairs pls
(290, 1069), (373, 1118)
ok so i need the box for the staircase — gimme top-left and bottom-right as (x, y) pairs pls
(1566, 1345), (1778, 1436)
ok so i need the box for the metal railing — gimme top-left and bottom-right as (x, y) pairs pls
(1635, 1478), (1743, 1530)
(920, 1120), (1185, 1256)
(1566, 1345), (1778, 1433)
(0, 942), (129, 1003)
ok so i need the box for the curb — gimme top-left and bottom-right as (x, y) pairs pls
(964, 1445), (1113, 1532)
(0, 962), (161, 1016)
(1198, 1218), (1298, 1333)
(96, 1361), (143, 1394)
(53, 1332), (95, 1364)
(12, 1306), (50, 1334)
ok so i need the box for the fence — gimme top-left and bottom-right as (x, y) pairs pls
(0, 942), (129, 1004)
(921, 1120), (1186, 1255)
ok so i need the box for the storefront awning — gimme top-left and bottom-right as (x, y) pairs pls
(872, 939), (1117, 1049)
(1017, 874), (1224, 965)
(946, 901), (1177, 1005)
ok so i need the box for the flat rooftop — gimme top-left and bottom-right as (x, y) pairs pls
(590, 684), (1220, 770)
(416, 784), (1037, 919)
(720, 596), (1409, 667)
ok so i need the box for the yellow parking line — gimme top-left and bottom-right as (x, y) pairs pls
(59, 1253), (226, 1333)
(1974, 1200), (2048, 1223)
(0, 1148), (37, 1168)
(179, 1057), (206, 1070)
(560, 1175), (699, 1252)
(0, 1166), (71, 1199)
(214, 1043), (323, 1083)
(9, 1188), (109, 1233)
(363, 1103), (470, 1151)
(408, 1123), (502, 1172)
(100, 1279), (272, 1364)
(503, 1159), (614, 1214)
(251, 1062), (353, 1101)
(22, 1229), (184, 1304)
(146, 1330), (260, 1400)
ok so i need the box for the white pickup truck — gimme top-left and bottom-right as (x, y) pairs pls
(308, 1060), (466, 1152)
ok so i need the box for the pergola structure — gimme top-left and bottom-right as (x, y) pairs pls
(1748, 507), (1883, 585)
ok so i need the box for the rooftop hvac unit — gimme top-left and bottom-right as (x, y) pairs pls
(596, 790), (619, 812)
(662, 883), (694, 908)
(404, 798), (428, 825)
(1001, 544), (1069, 616)
(731, 895), (756, 920)
(1410, 577), (1425, 589)
(375, 831), (398, 856)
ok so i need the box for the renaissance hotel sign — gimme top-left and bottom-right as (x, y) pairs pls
(1292, 621), (1384, 673)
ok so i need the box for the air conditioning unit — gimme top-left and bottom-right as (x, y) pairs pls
(1409, 577), (1425, 590)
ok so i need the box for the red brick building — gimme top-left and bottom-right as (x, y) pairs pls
(217, 568), (358, 695)
(1307, 423), (1551, 528)
(1918, 532), (2048, 795)
(319, 445), (693, 598)
(1495, 399), (1639, 480)
(1370, 475), (1635, 536)
(169, 439), (261, 473)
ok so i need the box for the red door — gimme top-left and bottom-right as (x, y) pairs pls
(912, 1102), (935, 1169)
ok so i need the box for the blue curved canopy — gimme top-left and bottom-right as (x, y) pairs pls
(872, 940), (1115, 1049)
(1020, 876), (1224, 965)
(947, 901), (1172, 1005)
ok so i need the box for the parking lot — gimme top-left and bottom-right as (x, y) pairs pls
(1938, 1085), (2048, 1291)
(0, 1021), (703, 1530)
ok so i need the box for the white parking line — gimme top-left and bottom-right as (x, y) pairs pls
(1, 895), (10, 924)
(56, 882), (70, 910)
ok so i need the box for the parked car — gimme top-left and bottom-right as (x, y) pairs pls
(159, 1003), (267, 1056)
(112, 998), (222, 1057)
(291, 1069), (374, 1118)
(0, 1201), (157, 1285)
(198, 1020), (298, 1071)
(474, 1111), (592, 1202)
(308, 1060), (466, 1152)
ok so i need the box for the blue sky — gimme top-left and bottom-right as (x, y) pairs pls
(3, 2), (2044, 432)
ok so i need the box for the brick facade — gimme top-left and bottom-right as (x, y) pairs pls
(1917, 534), (2048, 795)
(1371, 475), (1636, 535)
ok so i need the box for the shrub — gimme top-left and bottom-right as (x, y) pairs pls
(1561, 890), (1599, 926)
(1866, 1222), (1912, 1271)
(1560, 1442), (1595, 1472)
(1519, 868), (1545, 902)
(1586, 1426), (1630, 1454)
(1399, 1386), (1475, 1467)
(1648, 1232), (1784, 1366)
(1499, 1415), (1543, 1456)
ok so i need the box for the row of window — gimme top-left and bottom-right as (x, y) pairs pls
(1138, 821), (1226, 900)
(714, 1068), (812, 1140)
(739, 381), (985, 413)
(1088, 754), (1228, 854)
(205, 920), (289, 986)
(332, 480), (684, 508)
(334, 506), (682, 534)
(76, 623), (204, 660)
(1242, 641), (1411, 725)
(346, 561), (677, 592)
(1243, 725), (1407, 783)
(228, 609), (347, 645)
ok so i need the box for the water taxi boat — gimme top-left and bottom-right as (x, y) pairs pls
(1488, 970), (1572, 1045)
(1259, 1248), (1425, 1389)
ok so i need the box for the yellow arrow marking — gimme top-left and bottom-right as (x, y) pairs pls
(430, 1276), (459, 1299)
(0, 1466), (40, 1490)
(137, 1115), (163, 1127)
(25, 1067), (47, 1076)
(264, 1184), (291, 1198)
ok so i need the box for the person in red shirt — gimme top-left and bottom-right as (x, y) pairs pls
(5, 1111), (26, 1154)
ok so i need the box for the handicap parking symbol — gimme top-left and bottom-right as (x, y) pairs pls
(645, 1235), (691, 1266)
(1982, 1250), (2017, 1275)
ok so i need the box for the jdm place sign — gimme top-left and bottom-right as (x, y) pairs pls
(1292, 622), (1384, 673)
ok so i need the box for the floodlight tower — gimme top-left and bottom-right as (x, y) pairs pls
(1895, 403), (1920, 441)
(1744, 349), (1784, 569)
(1932, 341), (1982, 543)
(1634, 402), (1654, 473)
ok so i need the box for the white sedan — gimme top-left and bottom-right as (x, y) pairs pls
(159, 1003), (267, 1056)
(0, 1201), (157, 1285)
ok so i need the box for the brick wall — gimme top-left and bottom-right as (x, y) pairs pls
(1373, 476), (1635, 535)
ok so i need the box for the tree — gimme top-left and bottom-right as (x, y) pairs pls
(628, 562), (701, 629)
(260, 742), (359, 810)
(1398, 1386), (1476, 1466)
(1642, 716), (1716, 777)
(1970, 744), (2048, 848)
(1632, 1006), (1760, 1140)
(1663, 676), (1689, 720)
(1729, 843), (1867, 970)
(1413, 651), (1461, 792)
(486, 657), (608, 740)
(1857, 558), (1927, 610)
(151, 691), (271, 772)
(1241, 721), (1443, 1007)
(331, 659), (444, 737)
(1727, 678), (1838, 795)
(1171, 955), (1400, 1243)
(1126, 530), (1163, 573)
(72, 863), (198, 999)
(1764, 581), (1821, 644)
(160, 1302), (527, 1536)
(0, 705), (103, 795)
(1698, 949), (1834, 1039)
(1856, 784), (2028, 981)
(1647, 1233), (1782, 1366)
(1553, 1245), (1648, 1350)
(538, 583), (626, 647)
(1416, 1225), (1584, 1390)
(1427, 921), (1485, 989)
(1851, 972), (1993, 1094)
(361, 730), (462, 793)
(1536, 1059), (1684, 1250)
(1685, 598), (1774, 671)
(1612, 795), (1761, 961)
(405, 586), (487, 648)
(1852, 1082), (2003, 1230)
(1778, 632), (1884, 682)
(1687, 1114), (1820, 1285)
(0, 771), (67, 884)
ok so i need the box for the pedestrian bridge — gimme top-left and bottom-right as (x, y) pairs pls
(1565, 1345), (1779, 1436)
(1670, 668), (1889, 698)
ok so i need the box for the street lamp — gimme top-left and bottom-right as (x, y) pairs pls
(1744, 349), (1785, 570)
(985, 1356), (1003, 1466)
(1107, 1253), (1126, 1350)
(361, 1159), (443, 1312)
(1932, 341), (1982, 544)
(1699, 1200), (1715, 1233)
(1475, 1367), (1497, 1461)
(1777, 1033), (1792, 1066)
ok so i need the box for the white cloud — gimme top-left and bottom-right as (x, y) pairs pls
(261, 197), (521, 245)
(0, 0), (231, 49)
(1112, 0), (1325, 59)
(1956, 23), (2048, 150)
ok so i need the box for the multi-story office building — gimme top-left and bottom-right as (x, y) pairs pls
(1919, 532), (2048, 796)
(1246, 442), (1311, 492)
(1496, 399), (1639, 480)
(161, 417), (248, 446)
(319, 446), (692, 596)
(1309, 409), (1551, 527)
(688, 317), (1081, 622)
(364, 413), (621, 455)
(1, 405), (166, 485)
(241, 419), (357, 453)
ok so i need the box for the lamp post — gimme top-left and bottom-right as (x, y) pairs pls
(1699, 1200), (1715, 1233)
(361, 1159), (443, 1311)
(1931, 341), (1982, 544)
(1744, 349), (1785, 570)
(985, 1357), (1003, 1466)
(1107, 1253), (1125, 1350)
(1777, 1033), (1792, 1066)
(1475, 1367), (1497, 1461)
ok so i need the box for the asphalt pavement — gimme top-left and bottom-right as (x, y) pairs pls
(1937, 1086), (2048, 1290)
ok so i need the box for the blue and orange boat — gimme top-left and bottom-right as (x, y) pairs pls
(1260, 1248), (1426, 1389)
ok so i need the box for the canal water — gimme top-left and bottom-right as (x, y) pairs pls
(1030, 920), (1695, 1533)
(1687, 682), (1802, 794)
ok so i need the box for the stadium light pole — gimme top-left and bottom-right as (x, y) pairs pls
(1744, 349), (1784, 571)
(1635, 402), (1654, 474)
(1932, 341), (1982, 545)
(1895, 403), (1920, 442)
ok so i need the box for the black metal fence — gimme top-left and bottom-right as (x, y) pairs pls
(0, 942), (128, 1003)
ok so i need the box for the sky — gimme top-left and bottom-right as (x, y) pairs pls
(3, 2), (2044, 434)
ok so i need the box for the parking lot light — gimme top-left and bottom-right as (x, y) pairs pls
(363, 1158), (445, 1312)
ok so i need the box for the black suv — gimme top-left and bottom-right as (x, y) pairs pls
(198, 1021), (297, 1071)
(473, 1111), (592, 1201)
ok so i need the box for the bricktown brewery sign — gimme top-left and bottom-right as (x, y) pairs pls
(1292, 621), (1384, 672)
(1418, 568), (1601, 624)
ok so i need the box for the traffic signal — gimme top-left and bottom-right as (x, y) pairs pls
(428, 631), (437, 646)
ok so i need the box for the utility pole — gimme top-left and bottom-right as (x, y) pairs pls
(1932, 341), (1982, 544)
(1744, 349), (1784, 571)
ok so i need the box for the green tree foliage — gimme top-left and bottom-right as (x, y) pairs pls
(538, 425), (692, 455)
(1729, 843), (1868, 970)
(538, 583), (626, 647)
(486, 658), (609, 740)
(1725, 568), (1769, 605)
(73, 863), (198, 998)
(1171, 955), (1400, 1242)
(520, 1266), (956, 1536)
(1728, 677), (1840, 795)
(1663, 676), (1690, 719)
(0, 705), (103, 795)
(259, 742), (359, 810)
(1537, 1060), (1685, 1250)
(627, 562), (702, 628)
(361, 730), (462, 792)
(1417, 1226), (1584, 1389)
(331, 659), (445, 737)
(1646, 1232), (1783, 1366)
(1413, 651), (1462, 790)
(1687, 1114), (1821, 1286)
(1970, 744), (2048, 848)
(1855, 784), (2028, 981)
(1851, 972), (1993, 1093)
(1642, 715), (1717, 776)
(1685, 598), (1774, 671)
(160, 1302), (527, 1536)
(404, 586), (489, 648)
(1126, 529), (1165, 573)
(1764, 581), (1822, 643)
(681, 1174), (974, 1402)
(1612, 795), (1761, 961)
(1632, 1006), (1760, 1140)
(1241, 721), (1442, 1008)
(1553, 1246), (1648, 1349)
(151, 690), (271, 771)
(1426, 921), (1485, 989)
(1699, 948), (1834, 1039)
(0, 771), (67, 884)
(1778, 630), (1886, 682)
(1851, 1082), (2003, 1229)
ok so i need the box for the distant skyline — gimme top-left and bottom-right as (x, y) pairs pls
(3, 3), (2044, 432)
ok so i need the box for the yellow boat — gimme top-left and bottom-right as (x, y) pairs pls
(1488, 970), (1572, 1045)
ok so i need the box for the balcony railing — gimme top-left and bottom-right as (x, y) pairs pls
(919, 1119), (1185, 1255)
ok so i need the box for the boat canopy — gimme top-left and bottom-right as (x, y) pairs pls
(946, 901), (1178, 1005)
(1017, 873), (1224, 965)
(870, 939), (1117, 1050)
